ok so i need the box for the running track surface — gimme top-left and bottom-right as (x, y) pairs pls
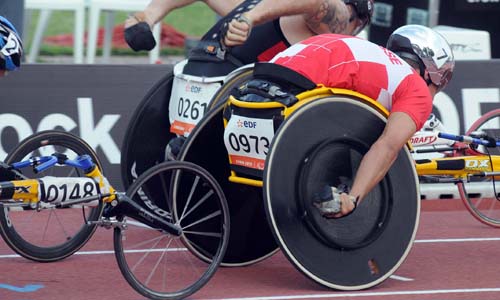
(1, 199), (500, 300)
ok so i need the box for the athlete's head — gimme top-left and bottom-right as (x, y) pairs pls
(0, 16), (23, 77)
(386, 25), (454, 93)
(343, 0), (374, 36)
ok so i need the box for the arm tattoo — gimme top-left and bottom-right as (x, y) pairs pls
(306, 0), (348, 34)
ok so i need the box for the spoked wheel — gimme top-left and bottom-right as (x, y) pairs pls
(264, 96), (420, 290)
(459, 180), (500, 227)
(0, 130), (103, 262)
(459, 108), (500, 227)
(465, 108), (500, 155)
(113, 161), (229, 300)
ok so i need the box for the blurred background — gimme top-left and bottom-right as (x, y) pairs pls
(1, 0), (498, 65)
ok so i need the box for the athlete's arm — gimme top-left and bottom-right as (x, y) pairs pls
(205, 0), (245, 16)
(331, 112), (417, 218)
(126, 0), (243, 28)
(224, 0), (350, 46)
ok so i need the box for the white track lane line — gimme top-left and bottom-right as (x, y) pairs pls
(201, 288), (500, 300)
(414, 237), (500, 243)
(1, 236), (500, 259)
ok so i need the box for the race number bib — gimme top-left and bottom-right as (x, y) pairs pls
(38, 176), (99, 204)
(169, 76), (222, 136)
(223, 115), (275, 170)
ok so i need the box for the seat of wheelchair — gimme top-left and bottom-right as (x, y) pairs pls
(253, 62), (316, 93)
(234, 63), (316, 107)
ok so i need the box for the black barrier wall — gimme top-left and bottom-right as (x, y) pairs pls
(0, 62), (498, 189)
(0, 64), (172, 190)
(369, 0), (499, 58)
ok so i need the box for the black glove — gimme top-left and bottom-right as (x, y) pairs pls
(124, 22), (156, 51)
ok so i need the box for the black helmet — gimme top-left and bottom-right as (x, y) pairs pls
(387, 25), (455, 92)
(343, 0), (374, 35)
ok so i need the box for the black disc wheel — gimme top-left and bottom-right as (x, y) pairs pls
(178, 103), (279, 266)
(264, 96), (420, 289)
(0, 130), (103, 262)
(120, 72), (176, 191)
(113, 161), (229, 300)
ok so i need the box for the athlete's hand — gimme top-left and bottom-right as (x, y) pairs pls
(328, 193), (357, 218)
(223, 14), (253, 47)
(125, 11), (152, 29)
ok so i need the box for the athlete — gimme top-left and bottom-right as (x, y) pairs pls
(124, 0), (373, 74)
(123, 0), (374, 162)
(269, 25), (455, 218)
(0, 16), (23, 77)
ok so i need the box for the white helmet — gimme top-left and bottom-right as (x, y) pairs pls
(386, 25), (455, 92)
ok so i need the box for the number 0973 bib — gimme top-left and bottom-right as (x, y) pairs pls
(223, 98), (285, 178)
(169, 61), (224, 137)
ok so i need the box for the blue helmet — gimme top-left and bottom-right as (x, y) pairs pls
(0, 16), (23, 71)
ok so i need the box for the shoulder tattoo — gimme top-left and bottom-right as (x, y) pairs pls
(306, 0), (348, 34)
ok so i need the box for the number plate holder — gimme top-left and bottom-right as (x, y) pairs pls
(169, 73), (222, 137)
(38, 176), (99, 204)
(223, 104), (284, 178)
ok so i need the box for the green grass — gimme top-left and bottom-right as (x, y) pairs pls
(25, 2), (216, 56)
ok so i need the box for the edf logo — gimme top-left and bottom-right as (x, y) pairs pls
(243, 120), (257, 128)
(185, 83), (202, 94)
(236, 119), (257, 128)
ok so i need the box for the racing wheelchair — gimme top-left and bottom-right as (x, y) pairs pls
(175, 62), (420, 289)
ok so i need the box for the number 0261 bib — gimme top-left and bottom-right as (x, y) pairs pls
(169, 75), (222, 137)
(223, 114), (274, 171)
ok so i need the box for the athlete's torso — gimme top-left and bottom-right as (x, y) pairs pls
(271, 34), (433, 129)
(183, 0), (290, 77)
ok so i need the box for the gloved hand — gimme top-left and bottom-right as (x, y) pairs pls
(124, 12), (157, 51)
(313, 185), (358, 219)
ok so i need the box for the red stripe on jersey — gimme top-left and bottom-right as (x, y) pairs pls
(258, 41), (288, 62)
(272, 34), (432, 129)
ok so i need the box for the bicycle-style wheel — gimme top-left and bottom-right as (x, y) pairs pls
(0, 130), (104, 262)
(459, 108), (500, 227)
(113, 161), (229, 300)
(465, 108), (500, 152)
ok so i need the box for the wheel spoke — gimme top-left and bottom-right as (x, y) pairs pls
(183, 230), (222, 238)
(131, 234), (167, 272)
(179, 175), (200, 221)
(179, 189), (214, 223)
(181, 210), (221, 231)
(144, 238), (174, 286)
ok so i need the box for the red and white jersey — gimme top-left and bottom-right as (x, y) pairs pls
(271, 34), (432, 130)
